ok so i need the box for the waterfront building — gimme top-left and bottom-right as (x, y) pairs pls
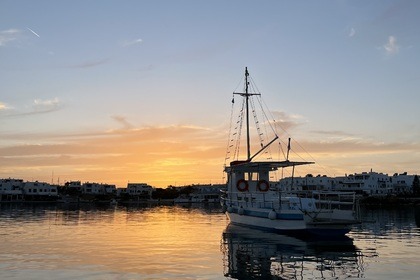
(126, 183), (154, 199)
(0, 178), (24, 201)
(64, 181), (82, 191)
(391, 172), (415, 194)
(22, 181), (58, 200)
(82, 182), (116, 195)
(335, 171), (392, 196)
(278, 171), (418, 196)
(174, 184), (223, 203)
(278, 174), (335, 192)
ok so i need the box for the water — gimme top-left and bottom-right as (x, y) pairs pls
(0, 203), (419, 279)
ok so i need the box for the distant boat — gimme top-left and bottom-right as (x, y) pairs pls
(174, 193), (220, 204)
(221, 68), (360, 236)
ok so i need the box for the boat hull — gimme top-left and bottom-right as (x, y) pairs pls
(226, 210), (353, 237)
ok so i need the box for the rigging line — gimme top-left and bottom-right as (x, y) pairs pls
(251, 96), (275, 161)
(258, 94), (280, 137)
(233, 73), (245, 93)
(249, 76), (261, 94)
(278, 140), (286, 161)
(224, 94), (236, 167)
(255, 90), (331, 176)
(233, 98), (246, 160)
(256, 95), (275, 159)
(288, 138), (332, 177)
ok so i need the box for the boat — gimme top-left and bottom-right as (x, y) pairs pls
(221, 67), (360, 236)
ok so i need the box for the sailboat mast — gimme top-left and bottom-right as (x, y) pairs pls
(245, 67), (251, 160)
(233, 67), (262, 161)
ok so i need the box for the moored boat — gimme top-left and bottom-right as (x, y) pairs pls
(221, 68), (360, 236)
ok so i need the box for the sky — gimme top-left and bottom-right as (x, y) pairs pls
(1, 0), (420, 188)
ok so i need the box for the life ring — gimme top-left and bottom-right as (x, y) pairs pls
(236, 179), (249, 192)
(257, 180), (269, 192)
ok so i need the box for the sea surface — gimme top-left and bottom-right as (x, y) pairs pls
(1, 203), (419, 280)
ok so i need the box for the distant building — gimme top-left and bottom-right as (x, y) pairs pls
(82, 182), (116, 195)
(391, 172), (414, 194)
(279, 174), (335, 192)
(278, 171), (418, 197)
(174, 184), (223, 203)
(126, 183), (153, 199)
(0, 178), (24, 201)
(22, 181), (58, 200)
(335, 171), (392, 196)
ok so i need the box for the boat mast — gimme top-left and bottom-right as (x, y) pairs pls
(233, 67), (260, 161)
(245, 67), (251, 160)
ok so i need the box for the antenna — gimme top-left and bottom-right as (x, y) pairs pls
(286, 138), (291, 161)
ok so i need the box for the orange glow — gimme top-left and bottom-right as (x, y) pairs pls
(1, 124), (419, 187)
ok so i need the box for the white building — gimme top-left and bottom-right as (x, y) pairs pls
(126, 183), (153, 198)
(64, 181), (82, 190)
(82, 182), (116, 195)
(278, 171), (417, 196)
(278, 174), (335, 192)
(335, 172), (392, 196)
(23, 181), (58, 197)
(0, 178), (24, 201)
(390, 172), (415, 194)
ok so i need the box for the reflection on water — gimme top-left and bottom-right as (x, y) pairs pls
(0, 203), (227, 279)
(1, 203), (420, 279)
(221, 225), (365, 279)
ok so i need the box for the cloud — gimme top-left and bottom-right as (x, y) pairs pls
(111, 115), (134, 130)
(383, 35), (399, 55)
(311, 130), (357, 138)
(0, 28), (21, 46)
(0, 98), (61, 118)
(69, 58), (109, 69)
(270, 111), (304, 133)
(348, 27), (356, 37)
(121, 38), (143, 47)
(0, 102), (11, 111)
(33, 97), (60, 113)
(0, 124), (225, 187)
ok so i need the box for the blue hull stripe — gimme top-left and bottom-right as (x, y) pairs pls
(234, 208), (303, 220)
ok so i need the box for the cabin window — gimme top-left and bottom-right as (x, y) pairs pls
(244, 172), (260, 181)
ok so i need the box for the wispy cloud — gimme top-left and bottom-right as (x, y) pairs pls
(0, 124), (225, 186)
(121, 38), (143, 47)
(0, 102), (11, 111)
(270, 111), (304, 132)
(111, 115), (134, 130)
(33, 97), (60, 113)
(0, 28), (21, 46)
(1, 98), (61, 118)
(348, 27), (356, 37)
(69, 58), (109, 69)
(383, 35), (399, 55)
(1, 123), (419, 186)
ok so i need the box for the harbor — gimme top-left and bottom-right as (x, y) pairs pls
(1, 202), (419, 279)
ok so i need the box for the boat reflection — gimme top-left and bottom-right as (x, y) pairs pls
(221, 224), (365, 279)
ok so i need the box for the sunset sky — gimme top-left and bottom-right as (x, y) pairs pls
(1, 0), (420, 187)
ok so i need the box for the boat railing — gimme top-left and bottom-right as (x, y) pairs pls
(310, 191), (358, 213)
(221, 190), (279, 209)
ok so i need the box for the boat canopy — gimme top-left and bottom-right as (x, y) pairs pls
(225, 160), (313, 173)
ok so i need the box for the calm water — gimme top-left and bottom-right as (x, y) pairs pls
(0, 203), (419, 279)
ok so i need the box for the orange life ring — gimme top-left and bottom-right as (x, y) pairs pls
(236, 179), (249, 192)
(257, 180), (269, 192)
